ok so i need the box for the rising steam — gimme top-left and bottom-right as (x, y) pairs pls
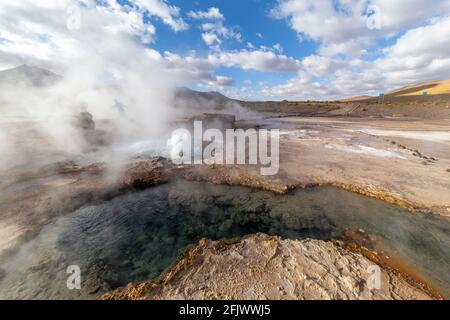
(0, 1), (179, 172)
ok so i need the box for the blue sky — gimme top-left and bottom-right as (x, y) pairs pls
(152, 0), (313, 57)
(1, 0), (449, 100)
(138, 0), (450, 100)
(147, 0), (324, 98)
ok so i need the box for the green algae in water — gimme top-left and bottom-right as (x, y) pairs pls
(0, 180), (449, 299)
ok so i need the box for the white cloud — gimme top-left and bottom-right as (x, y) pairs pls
(260, 0), (450, 100)
(208, 75), (234, 87)
(189, 7), (241, 48)
(376, 16), (450, 85)
(302, 55), (345, 77)
(273, 43), (283, 53)
(188, 7), (224, 20)
(318, 40), (369, 58)
(142, 48), (303, 89)
(261, 71), (337, 100)
(209, 50), (301, 72)
(200, 21), (242, 47)
(371, 0), (450, 30)
(272, 0), (368, 44)
(153, 51), (217, 82)
(262, 16), (450, 100)
(2, 0), (448, 102)
(0, 1), (159, 68)
(134, 0), (188, 31)
(202, 32), (221, 46)
(271, 0), (450, 58)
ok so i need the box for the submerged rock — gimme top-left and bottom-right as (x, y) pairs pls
(103, 233), (432, 300)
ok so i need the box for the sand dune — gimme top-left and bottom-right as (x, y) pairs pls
(340, 80), (450, 102)
(389, 80), (450, 97)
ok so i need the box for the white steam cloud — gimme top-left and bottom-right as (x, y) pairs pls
(0, 1), (180, 171)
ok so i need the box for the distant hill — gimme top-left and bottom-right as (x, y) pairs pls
(388, 80), (450, 97)
(340, 80), (450, 102)
(174, 87), (232, 106)
(0, 65), (59, 87)
(173, 87), (257, 119)
(338, 95), (372, 102)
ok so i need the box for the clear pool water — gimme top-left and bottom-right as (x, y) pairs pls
(0, 180), (449, 299)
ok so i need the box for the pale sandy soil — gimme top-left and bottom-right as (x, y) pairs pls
(236, 116), (450, 216)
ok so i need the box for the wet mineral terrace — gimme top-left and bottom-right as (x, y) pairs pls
(0, 180), (449, 299)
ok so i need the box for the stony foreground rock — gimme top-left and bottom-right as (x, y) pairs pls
(103, 233), (431, 300)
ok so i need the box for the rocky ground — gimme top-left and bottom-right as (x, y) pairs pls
(1, 102), (449, 300)
(239, 94), (450, 119)
(1, 154), (446, 299)
(0, 157), (173, 253)
(238, 116), (450, 216)
(103, 233), (432, 300)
